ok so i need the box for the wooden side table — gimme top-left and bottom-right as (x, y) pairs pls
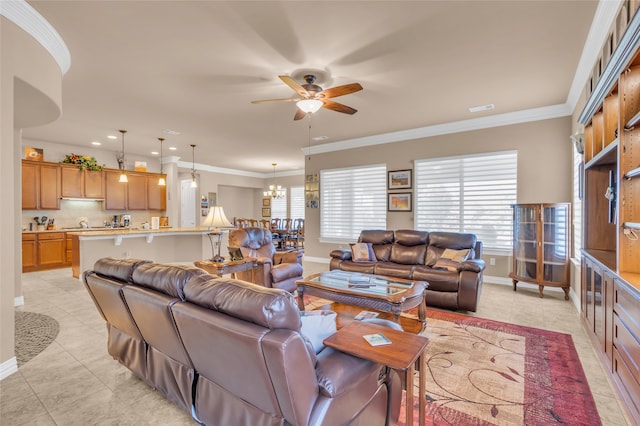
(194, 258), (258, 279)
(323, 321), (429, 426)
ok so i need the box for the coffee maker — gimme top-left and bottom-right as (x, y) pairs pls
(120, 214), (131, 228)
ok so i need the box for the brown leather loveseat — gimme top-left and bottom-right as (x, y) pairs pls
(83, 257), (401, 425)
(330, 229), (485, 312)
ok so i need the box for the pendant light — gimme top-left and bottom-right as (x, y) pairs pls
(190, 144), (197, 188)
(118, 129), (128, 183)
(263, 163), (285, 199)
(157, 137), (166, 186)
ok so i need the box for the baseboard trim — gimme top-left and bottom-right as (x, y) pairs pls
(303, 256), (330, 264)
(0, 357), (18, 381)
(14, 295), (24, 307)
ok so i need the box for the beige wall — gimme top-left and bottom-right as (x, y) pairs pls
(1, 17), (64, 376)
(303, 117), (574, 284)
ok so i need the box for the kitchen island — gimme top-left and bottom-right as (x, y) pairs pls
(67, 227), (213, 278)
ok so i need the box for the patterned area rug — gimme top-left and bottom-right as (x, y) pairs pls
(14, 311), (59, 367)
(397, 309), (601, 426)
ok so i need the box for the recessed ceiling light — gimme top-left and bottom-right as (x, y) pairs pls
(312, 135), (329, 141)
(469, 104), (495, 113)
(151, 151), (159, 155)
(163, 129), (181, 136)
(169, 146), (177, 151)
(107, 135), (117, 140)
(91, 141), (101, 146)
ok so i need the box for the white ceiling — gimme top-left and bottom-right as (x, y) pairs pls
(24, 0), (601, 175)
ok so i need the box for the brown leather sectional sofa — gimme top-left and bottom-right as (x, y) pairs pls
(329, 230), (486, 312)
(83, 257), (401, 425)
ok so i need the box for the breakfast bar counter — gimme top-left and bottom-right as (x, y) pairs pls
(68, 227), (212, 278)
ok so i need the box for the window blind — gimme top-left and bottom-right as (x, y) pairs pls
(321, 164), (387, 241)
(271, 194), (287, 219)
(290, 186), (305, 220)
(414, 151), (517, 252)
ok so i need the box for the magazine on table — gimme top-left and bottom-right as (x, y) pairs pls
(354, 310), (379, 320)
(363, 333), (392, 346)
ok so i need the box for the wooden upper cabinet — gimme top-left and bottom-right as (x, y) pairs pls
(21, 160), (60, 210)
(104, 170), (127, 210)
(127, 172), (147, 210)
(60, 165), (104, 199)
(146, 174), (167, 211)
(22, 161), (38, 209)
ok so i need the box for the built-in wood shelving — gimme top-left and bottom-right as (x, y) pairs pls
(623, 221), (640, 229)
(625, 166), (640, 179)
(585, 138), (619, 169)
(625, 108), (640, 129)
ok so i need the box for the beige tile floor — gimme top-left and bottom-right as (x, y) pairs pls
(0, 266), (632, 425)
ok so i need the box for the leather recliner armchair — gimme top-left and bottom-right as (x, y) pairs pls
(228, 227), (303, 292)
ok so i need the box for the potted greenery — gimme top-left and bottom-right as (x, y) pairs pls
(62, 154), (104, 171)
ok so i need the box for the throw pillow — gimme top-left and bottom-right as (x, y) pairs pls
(300, 310), (337, 353)
(433, 248), (470, 271)
(350, 242), (377, 262)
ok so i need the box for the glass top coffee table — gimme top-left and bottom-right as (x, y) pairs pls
(296, 270), (427, 330)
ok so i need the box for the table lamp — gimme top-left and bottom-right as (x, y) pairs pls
(201, 205), (234, 262)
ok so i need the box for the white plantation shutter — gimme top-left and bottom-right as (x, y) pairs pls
(271, 195), (287, 219)
(321, 164), (387, 241)
(573, 150), (582, 259)
(414, 151), (517, 252)
(290, 186), (305, 220)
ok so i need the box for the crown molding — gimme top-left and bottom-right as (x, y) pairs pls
(176, 161), (304, 179)
(303, 103), (572, 156)
(0, 0), (71, 74)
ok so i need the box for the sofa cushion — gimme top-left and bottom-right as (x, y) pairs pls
(334, 261), (376, 274)
(413, 266), (459, 292)
(390, 244), (426, 265)
(94, 257), (152, 282)
(351, 243), (377, 262)
(133, 262), (206, 300)
(374, 262), (413, 279)
(433, 248), (471, 271)
(425, 232), (477, 266)
(271, 262), (303, 282)
(359, 230), (394, 261)
(394, 229), (428, 246)
(183, 274), (301, 331)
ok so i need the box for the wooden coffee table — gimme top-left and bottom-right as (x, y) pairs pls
(323, 321), (429, 426)
(296, 270), (427, 331)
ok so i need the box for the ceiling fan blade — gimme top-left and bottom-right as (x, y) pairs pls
(293, 108), (307, 120)
(251, 98), (299, 104)
(322, 99), (358, 115)
(319, 83), (363, 99)
(279, 75), (309, 97)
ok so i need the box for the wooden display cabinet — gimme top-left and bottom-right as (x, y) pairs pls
(510, 203), (571, 300)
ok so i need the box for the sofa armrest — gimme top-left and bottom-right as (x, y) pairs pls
(330, 248), (352, 261)
(314, 348), (381, 397)
(274, 250), (303, 265)
(460, 259), (485, 273)
(255, 256), (274, 266)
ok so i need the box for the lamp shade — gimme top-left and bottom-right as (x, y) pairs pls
(201, 205), (233, 229)
(296, 99), (323, 113)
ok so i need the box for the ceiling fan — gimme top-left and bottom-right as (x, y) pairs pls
(251, 75), (363, 120)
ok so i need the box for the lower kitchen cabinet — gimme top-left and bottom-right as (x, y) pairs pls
(22, 232), (71, 272)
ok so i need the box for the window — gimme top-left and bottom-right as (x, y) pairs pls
(320, 164), (387, 242)
(290, 186), (305, 219)
(573, 150), (582, 259)
(414, 151), (517, 252)
(270, 194), (287, 219)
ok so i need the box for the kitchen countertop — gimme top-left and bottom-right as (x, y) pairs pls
(22, 227), (212, 235)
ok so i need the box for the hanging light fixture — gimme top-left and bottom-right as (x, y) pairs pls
(296, 99), (323, 114)
(118, 130), (128, 183)
(190, 144), (197, 188)
(263, 163), (285, 199)
(157, 137), (166, 186)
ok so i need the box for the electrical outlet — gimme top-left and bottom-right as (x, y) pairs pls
(124, 251), (131, 258)
(490, 258), (496, 266)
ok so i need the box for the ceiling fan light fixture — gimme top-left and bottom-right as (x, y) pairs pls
(190, 144), (197, 188)
(296, 99), (323, 114)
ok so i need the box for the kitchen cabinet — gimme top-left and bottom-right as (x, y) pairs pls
(510, 203), (571, 300)
(22, 231), (70, 272)
(104, 170), (148, 210)
(146, 173), (167, 211)
(60, 164), (104, 199)
(22, 160), (61, 210)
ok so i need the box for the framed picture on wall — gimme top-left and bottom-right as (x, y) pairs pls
(262, 198), (271, 207)
(388, 169), (412, 190)
(388, 192), (412, 212)
(262, 207), (271, 217)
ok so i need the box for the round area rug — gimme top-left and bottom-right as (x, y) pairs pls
(15, 311), (59, 366)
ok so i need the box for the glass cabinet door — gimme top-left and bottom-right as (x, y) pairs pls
(513, 205), (539, 280)
(541, 204), (569, 284)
